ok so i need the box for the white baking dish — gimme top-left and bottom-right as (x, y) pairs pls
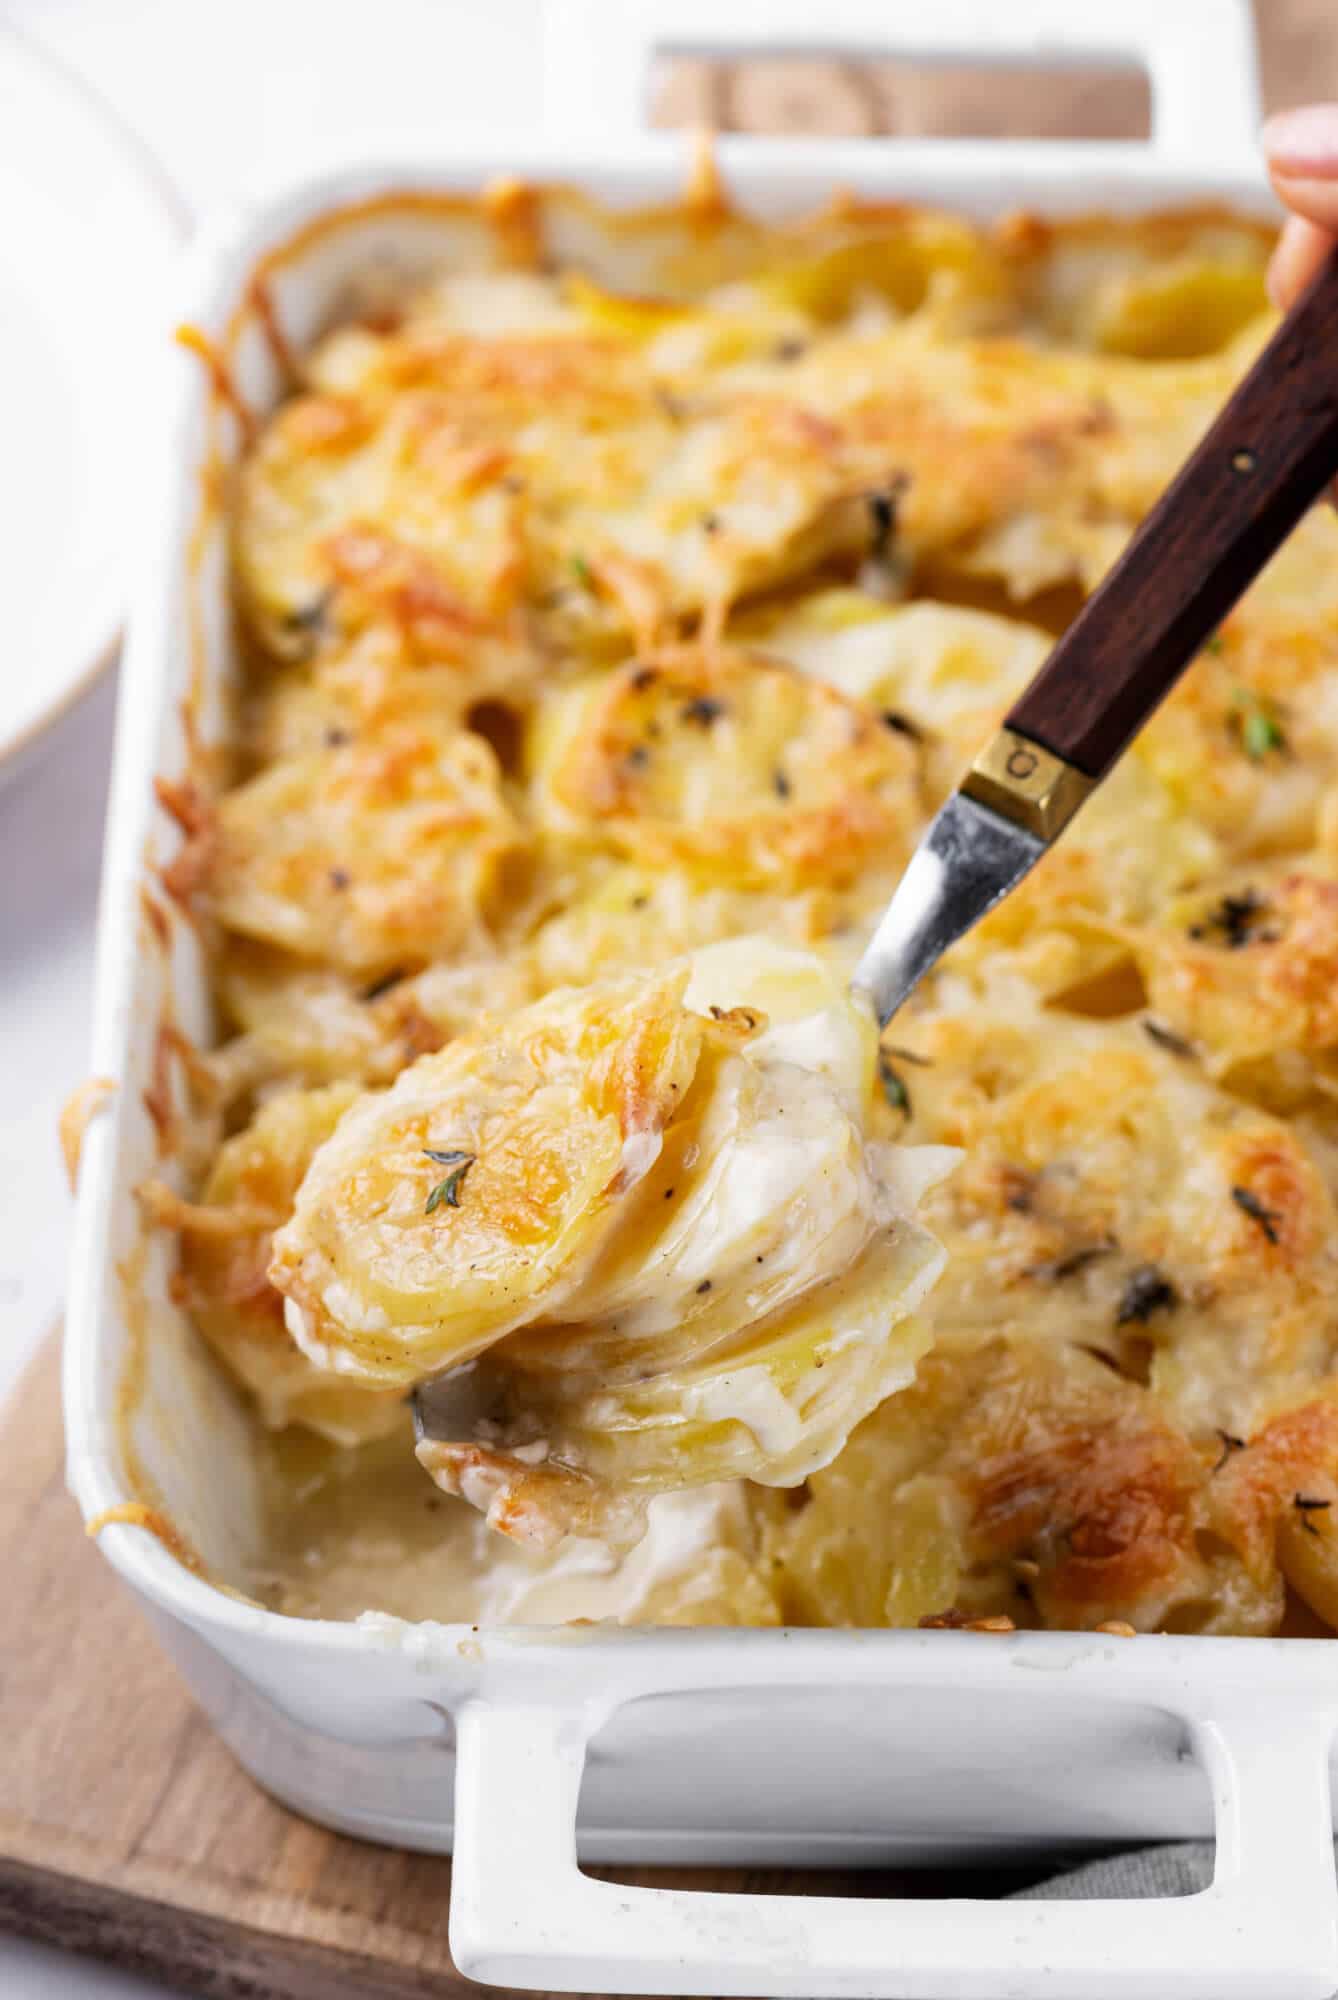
(64, 2), (1338, 1992)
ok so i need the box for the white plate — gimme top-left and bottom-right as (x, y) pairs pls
(0, 23), (184, 781)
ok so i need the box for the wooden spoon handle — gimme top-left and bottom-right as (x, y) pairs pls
(1006, 248), (1338, 779)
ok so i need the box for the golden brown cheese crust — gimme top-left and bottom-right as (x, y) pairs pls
(1129, 870), (1338, 1090)
(155, 190), (1338, 1630)
(756, 995), (1338, 1633)
(185, 722), (523, 981)
(756, 1337), (1283, 1637)
(903, 1002), (1338, 1419)
(531, 643), (919, 889)
(167, 1085), (403, 1444)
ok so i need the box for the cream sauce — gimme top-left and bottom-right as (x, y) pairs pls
(248, 1418), (752, 1624)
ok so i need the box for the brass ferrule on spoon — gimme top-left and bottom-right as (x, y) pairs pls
(960, 728), (1096, 844)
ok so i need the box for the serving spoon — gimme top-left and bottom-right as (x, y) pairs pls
(854, 247), (1338, 1026)
(415, 250), (1338, 1455)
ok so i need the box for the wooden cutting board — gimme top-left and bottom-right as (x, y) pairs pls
(8, 11), (1338, 1993)
(0, 1339), (1046, 1999)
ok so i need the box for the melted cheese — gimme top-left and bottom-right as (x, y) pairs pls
(255, 1420), (778, 1627)
(150, 193), (1338, 1635)
(198, 723), (522, 981)
(269, 940), (949, 1547)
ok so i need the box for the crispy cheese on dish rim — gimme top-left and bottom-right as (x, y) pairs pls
(268, 940), (955, 1548)
(158, 1083), (405, 1448)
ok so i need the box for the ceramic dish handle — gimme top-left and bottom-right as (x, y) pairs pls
(541, 0), (1261, 166)
(451, 1695), (1338, 1998)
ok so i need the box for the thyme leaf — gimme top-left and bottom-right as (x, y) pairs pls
(881, 709), (924, 742)
(1231, 1184), (1281, 1244)
(1116, 1264), (1179, 1325)
(362, 967), (406, 1003)
(1141, 1018), (1195, 1059)
(1076, 1342), (1123, 1374)
(1188, 889), (1271, 950)
(1231, 686), (1287, 761)
(1243, 709), (1285, 759)
(867, 488), (899, 561)
(858, 475), (913, 599)
(1029, 1244), (1113, 1282)
(878, 1053), (911, 1116)
(423, 1149), (475, 1213)
(1213, 1428), (1246, 1472)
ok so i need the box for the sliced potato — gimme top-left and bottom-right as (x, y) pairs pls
(203, 722), (522, 980)
(209, 940), (536, 1104)
(530, 642), (919, 890)
(174, 1084), (403, 1445)
(269, 967), (718, 1383)
(425, 1220), (940, 1550)
(736, 590), (1049, 800)
(270, 942), (952, 1546)
(526, 860), (815, 995)
(195, 204), (1335, 1637)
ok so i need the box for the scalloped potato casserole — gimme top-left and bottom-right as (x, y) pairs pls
(153, 185), (1338, 1636)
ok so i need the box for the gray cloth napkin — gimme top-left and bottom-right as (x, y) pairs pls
(1011, 1843), (1216, 1899)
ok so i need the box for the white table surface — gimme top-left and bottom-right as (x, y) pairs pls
(0, 4), (553, 1991)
